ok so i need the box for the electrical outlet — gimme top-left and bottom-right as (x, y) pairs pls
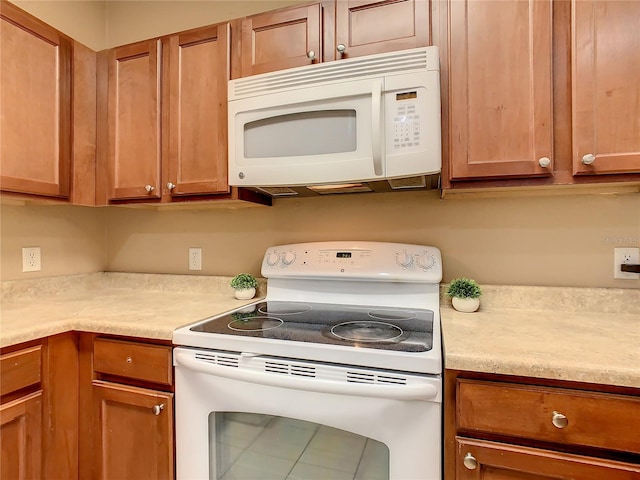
(189, 248), (202, 271)
(22, 247), (41, 272)
(613, 247), (640, 279)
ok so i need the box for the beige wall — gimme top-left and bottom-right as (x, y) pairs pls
(106, 191), (640, 289)
(1, 204), (107, 280)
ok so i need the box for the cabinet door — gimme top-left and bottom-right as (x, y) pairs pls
(93, 381), (173, 480)
(572, 1), (640, 175)
(335, 0), (430, 59)
(240, 4), (321, 77)
(107, 40), (162, 201)
(457, 437), (640, 480)
(0, 2), (71, 198)
(0, 391), (43, 480)
(165, 24), (230, 197)
(448, 0), (553, 180)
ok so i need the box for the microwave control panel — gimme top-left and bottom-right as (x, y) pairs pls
(387, 87), (426, 152)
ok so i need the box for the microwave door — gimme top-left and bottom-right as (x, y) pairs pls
(228, 78), (384, 187)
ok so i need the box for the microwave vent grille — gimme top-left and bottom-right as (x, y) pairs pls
(256, 186), (299, 197)
(230, 47), (435, 99)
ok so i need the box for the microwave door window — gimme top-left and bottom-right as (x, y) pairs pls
(243, 110), (357, 158)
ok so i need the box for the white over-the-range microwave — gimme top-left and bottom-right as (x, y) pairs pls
(227, 47), (441, 197)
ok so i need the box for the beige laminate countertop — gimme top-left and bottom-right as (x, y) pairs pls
(1, 273), (639, 389)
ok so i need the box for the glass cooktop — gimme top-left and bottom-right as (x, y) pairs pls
(190, 301), (434, 352)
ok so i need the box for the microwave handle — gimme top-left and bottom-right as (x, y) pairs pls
(371, 79), (383, 176)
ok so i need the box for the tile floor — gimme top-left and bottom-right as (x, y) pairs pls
(213, 413), (389, 480)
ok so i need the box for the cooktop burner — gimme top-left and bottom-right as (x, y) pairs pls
(190, 301), (434, 352)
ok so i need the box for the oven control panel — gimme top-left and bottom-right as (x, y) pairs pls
(261, 241), (442, 283)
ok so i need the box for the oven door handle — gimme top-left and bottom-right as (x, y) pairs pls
(175, 350), (438, 401)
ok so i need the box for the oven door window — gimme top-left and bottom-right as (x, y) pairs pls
(210, 412), (389, 480)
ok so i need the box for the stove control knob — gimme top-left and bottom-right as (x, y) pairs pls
(396, 251), (413, 268)
(416, 254), (435, 270)
(282, 251), (296, 265)
(266, 252), (280, 266)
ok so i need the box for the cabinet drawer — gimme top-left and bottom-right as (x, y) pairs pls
(0, 345), (42, 397)
(457, 379), (640, 454)
(94, 339), (172, 386)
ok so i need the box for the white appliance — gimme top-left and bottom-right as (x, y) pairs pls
(227, 47), (442, 197)
(173, 241), (443, 480)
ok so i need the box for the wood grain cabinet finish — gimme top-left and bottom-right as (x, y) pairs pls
(334, 0), (430, 59)
(0, 345), (41, 397)
(456, 437), (640, 480)
(240, 3), (322, 77)
(447, 0), (554, 180)
(572, 0), (640, 176)
(107, 40), (162, 201)
(164, 24), (230, 197)
(0, 391), (43, 480)
(92, 381), (173, 480)
(0, 1), (72, 198)
(447, 373), (640, 480)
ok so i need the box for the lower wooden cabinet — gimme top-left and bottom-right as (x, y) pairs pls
(446, 371), (640, 479)
(0, 391), (42, 480)
(456, 437), (640, 480)
(93, 381), (173, 480)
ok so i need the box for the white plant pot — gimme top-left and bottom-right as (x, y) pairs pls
(234, 287), (256, 300)
(452, 296), (480, 313)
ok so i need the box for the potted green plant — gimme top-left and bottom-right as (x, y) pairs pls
(446, 277), (482, 313)
(230, 273), (258, 300)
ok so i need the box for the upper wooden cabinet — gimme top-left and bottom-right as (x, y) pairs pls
(0, 1), (71, 198)
(335, 0), (430, 59)
(572, 0), (640, 176)
(448, 0), (553, 181)
(103, 24), (231, 203)
(107, 40), (162, 201)
(234, 0), (431, 78)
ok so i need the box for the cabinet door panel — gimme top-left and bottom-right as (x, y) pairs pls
(93, 381), (173, 480)
(108, 40), (162, 200)
(572, 0), (640, 175)
(0, 391), (42, 480)
(449, 0), (553, 180)
(0, 3), (71, 198)
(241, 4), (321, 76)
(457, 437), (640, 480)
(335, 0), (430, 58)
(166, 24), (230, 196)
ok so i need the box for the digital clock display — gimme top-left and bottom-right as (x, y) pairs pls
(336, 252), (352, 258)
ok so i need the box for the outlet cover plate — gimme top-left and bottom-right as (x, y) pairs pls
(614, 247), (640, 279)
(22, 247), (41, 272)
(189, 247), (202, 271)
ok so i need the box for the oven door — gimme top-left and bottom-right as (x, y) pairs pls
(174, 347), (442, 480)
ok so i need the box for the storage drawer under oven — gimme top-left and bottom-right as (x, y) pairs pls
(457, 378), (640, 454)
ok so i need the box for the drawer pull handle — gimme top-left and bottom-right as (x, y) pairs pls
(463, 452), (477, 470)
(126, 356), (133, 364)
(552, 411), (568, 429)
(152, 404), (165, 416)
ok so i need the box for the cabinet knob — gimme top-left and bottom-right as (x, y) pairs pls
(166, 182), (176, 191)
(581, 153), (596, 165)
(463, 453), (477, 470)
(307, 50), (316, 61)
(337, 44), (346, 56)
(552, 411), (568, 429)
(152, 404), (165, 416)
(126, 356), (132, 364)
(538, 157), (551, 168)
(144, 184), (155, 193)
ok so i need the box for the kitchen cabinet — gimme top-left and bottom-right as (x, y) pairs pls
(102, 23), (242, 204)
(572, 0), (640, 176)
(234, 0), (430, 78)
(445, 371), (640, 479)
(0, 344), (43, 479)
(0, 1), (72, 198)
(440, 0), (640, 190)
(86, 337), (174, 480)
(447, 0), (553, 181)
